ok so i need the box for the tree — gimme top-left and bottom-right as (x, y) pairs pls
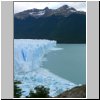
(14, 80), (22, 98)
(26, 85), (50, 98)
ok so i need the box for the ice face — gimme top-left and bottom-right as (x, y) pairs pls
(14, 39), (56, 74)
(14, 39), (76, 97)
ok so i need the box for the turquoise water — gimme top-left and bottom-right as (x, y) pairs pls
(43, 44), (86, 84)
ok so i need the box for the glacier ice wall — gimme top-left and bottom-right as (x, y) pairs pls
(14, 39), (56, 74)
(14, 39), (76, 97)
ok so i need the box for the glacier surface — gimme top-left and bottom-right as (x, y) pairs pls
(14, 39), (76, 97)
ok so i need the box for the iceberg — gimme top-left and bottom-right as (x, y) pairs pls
(14, 39), (76, 97)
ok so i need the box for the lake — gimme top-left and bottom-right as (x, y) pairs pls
(43, 44), (86, 85)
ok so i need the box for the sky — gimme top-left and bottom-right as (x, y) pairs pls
(14, 2), (86, 14)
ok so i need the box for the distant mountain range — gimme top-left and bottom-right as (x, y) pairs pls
(14, 5), (86, 43)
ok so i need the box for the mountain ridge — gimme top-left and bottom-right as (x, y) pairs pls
(15, 5), (86, 19)
(14, 5), (86, 43)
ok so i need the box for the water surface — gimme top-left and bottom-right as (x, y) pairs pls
(43, 44), (86, 84)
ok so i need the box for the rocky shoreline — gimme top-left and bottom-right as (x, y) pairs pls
(55, 85), (86, 98)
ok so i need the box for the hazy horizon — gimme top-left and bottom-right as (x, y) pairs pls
(14, 2), (86, 14)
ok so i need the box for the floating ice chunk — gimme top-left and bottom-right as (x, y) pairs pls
(51, 48), (63, 51)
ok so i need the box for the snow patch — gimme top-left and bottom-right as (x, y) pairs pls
(29, 10), (45, 16)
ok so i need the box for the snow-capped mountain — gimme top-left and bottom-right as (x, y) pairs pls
(14, 5), (86, 43)
(14, 5), (85, 19)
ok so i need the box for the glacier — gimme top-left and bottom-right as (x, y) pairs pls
(14, 39), (76, 97)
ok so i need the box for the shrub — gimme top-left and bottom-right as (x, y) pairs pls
(14, 80), (22, 98)
(26, 85), (50, 98)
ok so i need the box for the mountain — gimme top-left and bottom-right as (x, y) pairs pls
(55, 85), (86, 98)
(14, 5), (86, 43)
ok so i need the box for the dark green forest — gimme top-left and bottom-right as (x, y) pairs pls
(14, 13), (86, 43)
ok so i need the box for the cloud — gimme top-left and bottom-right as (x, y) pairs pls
(14, 2), (86, 13)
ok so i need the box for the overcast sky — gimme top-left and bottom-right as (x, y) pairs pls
(14, 2), (86, 14)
